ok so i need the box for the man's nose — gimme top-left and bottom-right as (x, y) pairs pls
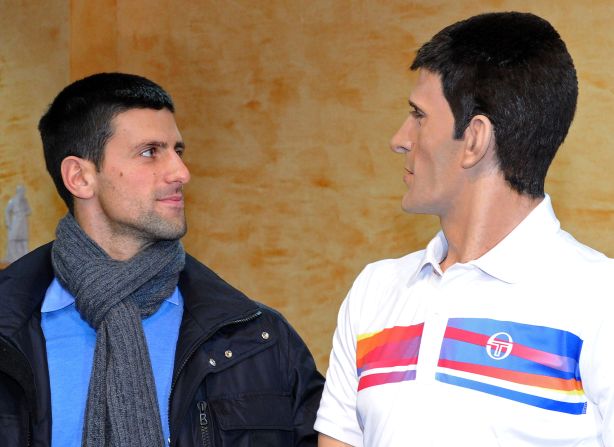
(166, 150), (191, 185)
(389, 117), (412, 154)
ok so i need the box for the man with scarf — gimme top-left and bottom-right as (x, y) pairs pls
(0, 73), (324, 446)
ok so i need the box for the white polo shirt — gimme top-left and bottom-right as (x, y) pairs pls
(315, 195), (614, 447)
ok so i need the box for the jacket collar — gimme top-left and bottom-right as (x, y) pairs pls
(179, 254), (260, 328)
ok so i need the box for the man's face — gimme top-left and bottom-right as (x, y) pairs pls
(92, 108), (190, 244)
(389, 69), (465, 217)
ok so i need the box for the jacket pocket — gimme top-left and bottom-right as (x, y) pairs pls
(209, 393), (294, 446)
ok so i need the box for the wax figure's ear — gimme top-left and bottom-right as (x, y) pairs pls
(60, 156), (96, 200)
(460, 114), (495, 169)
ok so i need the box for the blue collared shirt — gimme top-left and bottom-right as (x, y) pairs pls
(41, 278), (183, 447)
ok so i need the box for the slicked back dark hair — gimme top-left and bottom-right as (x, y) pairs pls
(38, 72), (175, 211)
(411, 12), (577, 197)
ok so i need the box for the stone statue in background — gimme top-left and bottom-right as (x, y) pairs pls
(5, 185), (31, 262)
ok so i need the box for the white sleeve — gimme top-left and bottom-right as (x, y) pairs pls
(315, 277), (364, 447)
(582, 311), (614, 446)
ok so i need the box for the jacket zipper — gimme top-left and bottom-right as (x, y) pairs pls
(167, 310), (262, 446)
(197, 401), (212, 447)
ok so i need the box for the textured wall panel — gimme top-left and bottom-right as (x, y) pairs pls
(0, 0), (69, 259)
(3, 1), (614, 371)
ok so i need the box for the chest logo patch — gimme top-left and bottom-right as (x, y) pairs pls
(486, 332), (513, 360)
(435, 318), (587, 415)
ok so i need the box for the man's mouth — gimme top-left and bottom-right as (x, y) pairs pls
(157, 194), (184, 207)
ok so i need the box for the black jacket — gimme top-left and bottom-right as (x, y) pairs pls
(0, 243), (324, 446)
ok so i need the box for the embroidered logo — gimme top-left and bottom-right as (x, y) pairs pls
(486, 332), (513, 360)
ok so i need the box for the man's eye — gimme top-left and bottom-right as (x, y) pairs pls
(141, 148), (155, 157)
(410, 109), (423, 119)
(175, 148), (185, 157)
(410, 109), (425, 126)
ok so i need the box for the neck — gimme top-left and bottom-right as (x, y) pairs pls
(73, 208), (151, 261)
(438, 181), (542, 272)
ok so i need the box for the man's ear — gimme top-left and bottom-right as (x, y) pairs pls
(60, 156), (97, 200)
(461, 114), (495, 169)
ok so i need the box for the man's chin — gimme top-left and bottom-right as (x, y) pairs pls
(139, 215), (187, 241)
(401, 197), (419, 214)
(157, 222), (187, 241)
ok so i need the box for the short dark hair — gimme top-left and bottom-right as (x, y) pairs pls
(411, 12), (577, 197)
(38, 72), (175, 211)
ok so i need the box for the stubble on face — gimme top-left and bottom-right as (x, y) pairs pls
(127, 202), (187, 242)
(96, 176), (188, 244)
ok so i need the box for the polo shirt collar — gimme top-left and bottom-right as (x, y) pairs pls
(469, 194), (558, 283)
(408, 194), (559, 285)
(409, 231), (448, 284)
(41, 278), (181, 313)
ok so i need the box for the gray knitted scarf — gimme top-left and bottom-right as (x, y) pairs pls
(51, 213), (185, 447)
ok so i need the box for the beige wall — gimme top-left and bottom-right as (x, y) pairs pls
(2, 1), (613, 371)
(0, 0), (69, 253)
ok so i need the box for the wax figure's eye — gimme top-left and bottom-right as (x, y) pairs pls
(410, 107), (424, 123)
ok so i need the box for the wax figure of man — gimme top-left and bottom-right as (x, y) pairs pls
(316, 12), (614, 447)
(0, 73), (324, 447)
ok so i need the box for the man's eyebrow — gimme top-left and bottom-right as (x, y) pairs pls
(134, 140), (186, 150)
(135, 140), (168, 150)
(408, 100), (424, 113)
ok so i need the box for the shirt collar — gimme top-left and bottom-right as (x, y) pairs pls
(41, 278), (182, 313)
(408, 231), (447, 284)
(469, 194), (559, 283)
(408, 194), (560, 285)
